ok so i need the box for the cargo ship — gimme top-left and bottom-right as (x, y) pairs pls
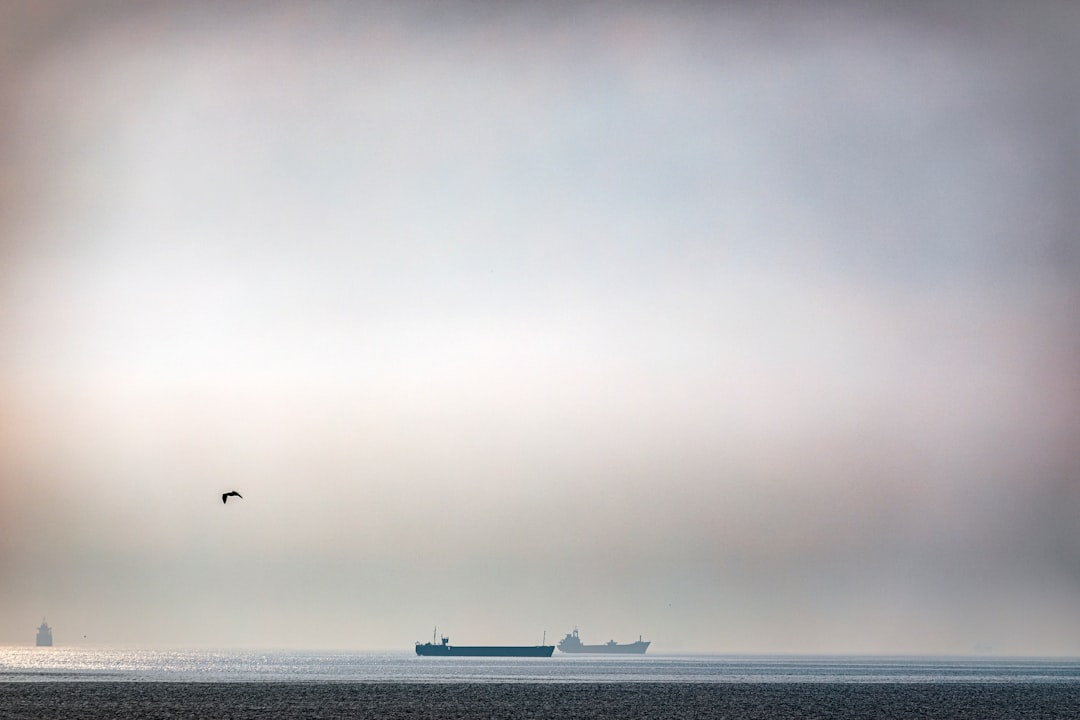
(36, 619), (53, 647)
(415, 631), (554, 657)
(557, 628), (649, 654)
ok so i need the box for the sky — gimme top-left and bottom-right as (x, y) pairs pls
(1, 1), (1079, 654)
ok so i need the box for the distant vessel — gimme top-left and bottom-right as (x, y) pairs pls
(415, 630), (554, 657)
(557, 628), (649, 654)
(36, 619), (53, 647)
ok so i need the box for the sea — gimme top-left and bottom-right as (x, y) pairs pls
(2, 648), (1080, 719)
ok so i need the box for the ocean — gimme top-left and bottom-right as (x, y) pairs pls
(2, 649), (1079, 719)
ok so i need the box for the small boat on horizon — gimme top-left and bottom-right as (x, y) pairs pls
(36, 619), (53, 647)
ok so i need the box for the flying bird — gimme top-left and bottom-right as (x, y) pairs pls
(222, 491), (243, 504)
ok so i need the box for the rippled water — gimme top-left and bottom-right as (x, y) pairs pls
(4, 651), (1080, 719)
(2, 647), (1079, 683)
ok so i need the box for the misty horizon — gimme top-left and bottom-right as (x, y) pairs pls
(2, 2), (1079, 655)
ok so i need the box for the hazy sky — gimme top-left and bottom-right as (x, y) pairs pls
(2, 1), (1079, 654)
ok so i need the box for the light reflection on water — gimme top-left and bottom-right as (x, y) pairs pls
(2, 647), (1079, 683)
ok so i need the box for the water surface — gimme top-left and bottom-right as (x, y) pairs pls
(3, 647), (1079, 683)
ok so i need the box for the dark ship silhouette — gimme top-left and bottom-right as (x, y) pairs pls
(557, 628), (649, 654)
(415, 630), (554, 657)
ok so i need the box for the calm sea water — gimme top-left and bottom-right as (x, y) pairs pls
(2, 647), (1079, 683)
(3, 650), (1080, 719)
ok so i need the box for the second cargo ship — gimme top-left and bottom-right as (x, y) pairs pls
(557, 628), (650, 654)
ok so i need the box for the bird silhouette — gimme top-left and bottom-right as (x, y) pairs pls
(222, 491), (243, 504)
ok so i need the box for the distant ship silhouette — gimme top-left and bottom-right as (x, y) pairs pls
(222, 491), (243, 504)
(36, 619), (52, 646)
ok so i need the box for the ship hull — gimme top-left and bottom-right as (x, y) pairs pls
(415, 643), (554, 657)
(558, 641), (650, 654)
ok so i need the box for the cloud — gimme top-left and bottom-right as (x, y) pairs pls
(2, 1), (1079, 653)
